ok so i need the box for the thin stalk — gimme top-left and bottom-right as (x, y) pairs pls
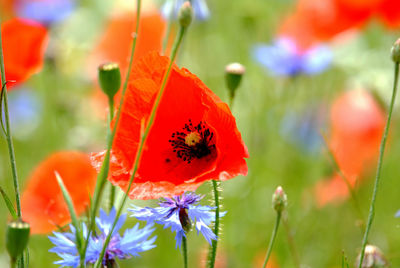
(207, 180), (221, 268)
(182, 236), (188, 268)
(357, 63), (400, 268)
(0, 18), (26, 268)
(0, 19), (21, 218)
(81, 0), (142, 264)
(262, 212), (282, 268)
(282, 212), (301, 268)
(94, 26), (187, 268)
(108, 98), (116, 212)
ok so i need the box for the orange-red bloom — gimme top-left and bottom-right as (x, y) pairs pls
(21, 151), (97, 234)
(92, 52), (249, 200)
(88, 10), (165, 79)
(280, 0), (400, 49)
(1, 18), (48, 88)
(315, 89), (385, 206)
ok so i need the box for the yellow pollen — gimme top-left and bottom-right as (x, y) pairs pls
(185, 132), (201, 146)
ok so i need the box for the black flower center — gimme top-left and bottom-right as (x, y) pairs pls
(168, 120), (215, 164)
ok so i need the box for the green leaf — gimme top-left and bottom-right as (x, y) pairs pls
(55, 172), (83, 252)
(0, 186), (17, 219)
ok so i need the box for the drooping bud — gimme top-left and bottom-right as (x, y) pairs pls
(356, 245), (388, 268)
(178, 1), (193, 28)
(179, 208), (192, 233)
(98, 63), (121, 99)
(272, 186), (287, 213)
(391, 38), (400, 63)
(225, 62), (245, 101)
(6, 220), (30, 261)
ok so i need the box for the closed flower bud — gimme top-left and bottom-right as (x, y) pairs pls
(391, 39), (400, 63)
(179, 208), (192, 233)
(178, 1), (193, 28)
(225, 62), (245, 100)
(356, 245), (388, 268)
(6, 220), (30, 260)
(272, 186), (287, 213)
(98, 63), (121, 99)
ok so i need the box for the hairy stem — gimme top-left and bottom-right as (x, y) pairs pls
(262, 212), (282, 268)
(357, 63), (400, 267)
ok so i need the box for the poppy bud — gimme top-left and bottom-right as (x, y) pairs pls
(225, 62), (245, 100)
(272, 186), (287, 213)
(356, 245), (388, 268)
(391, 38), (400, 63)
(98, 63), (121, 99)
(6, 220), (30, 261)
(179, 208), (192, 233)
(178, 1), (193, 28)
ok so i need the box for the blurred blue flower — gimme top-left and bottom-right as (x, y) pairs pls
(49, 208), (156, 267)
(252, 37), (332, 76)
(161, 0), (210, 21)
(280, 106), (327, 154)
(130, 192), (224, 248)
(16, 0), (75, 25)
(4, 88), (42, 140)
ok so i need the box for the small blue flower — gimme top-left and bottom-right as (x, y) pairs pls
(49, 208), (156, 267)
(130, 192), (225, 248)
(161, 0), (210, 21)
(252, 37), (332, 76)
(16, 0), (75, 25)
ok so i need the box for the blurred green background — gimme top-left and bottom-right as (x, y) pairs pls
(1, 0), (400, 267)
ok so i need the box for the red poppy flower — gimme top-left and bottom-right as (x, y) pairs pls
(88, 10), (166, 79)
(315, 89), (385, 206)
(280, 0), (369, 49)
(1, 18), (48, 88)
(92, 52), (249, 200)
(21, 151), (97, 234)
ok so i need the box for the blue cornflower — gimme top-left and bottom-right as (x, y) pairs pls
(252, 36), (332, 77)
(49, 208), (156, 267)
(130, 192), (225, 248)
(161, 0), (210, 21)
(16, 0), (75, 25)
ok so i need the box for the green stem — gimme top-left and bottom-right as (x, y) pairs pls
(0, 19), (22, 218)
(207, 180), (220, 268)
(262, 212), (282, 268)
(182, 236), (188, 268)
(107, 98), (116, 212)
(81, 0), (142, 265)
(357, 62), (400, 268)
(94, 25), (187, 268)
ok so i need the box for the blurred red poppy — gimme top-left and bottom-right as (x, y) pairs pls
(21, 151), (97, 234)
(280, 0), (400, 49)
(1, 18), (48, 88)
(92, 52), (249, 200)
(88, 10), (165, 79)
(315, 89), (385, 206)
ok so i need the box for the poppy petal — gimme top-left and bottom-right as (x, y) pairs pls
(2, 18), (48, 88)
(21, 151), (97, 234)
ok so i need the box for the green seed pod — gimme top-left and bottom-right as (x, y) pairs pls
(391, 39), (400, 63)
(98, 63), (121, 99)
(178, 1), (193, 28)
(6, 220), (30, 260)
(225, 62), (245, 100)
